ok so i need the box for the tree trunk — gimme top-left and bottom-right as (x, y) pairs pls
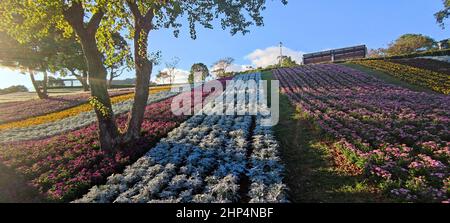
(108, 69), (114, 89)
(72, 70), (89, 91)
(81, 70), (89, 91)
(63, 4), (119, 152)
(42, 70), (48, 97)
(124, 24), (152, 141)
(80, 35), (120, 152)
(29, 69), (48, 99)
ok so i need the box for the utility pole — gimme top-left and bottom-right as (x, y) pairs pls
(279, 42), (283, 67)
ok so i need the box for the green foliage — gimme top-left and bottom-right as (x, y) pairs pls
(188, 63), (209, 84)
(356, 48), (450, 61)
(435, 0), (450, 28)
(88, 96), (111, 118)
(0, 0), (288, 62)
(385, 34), (437, 56)
(0, 31), (55, 72)
(280, 56), (299, 67)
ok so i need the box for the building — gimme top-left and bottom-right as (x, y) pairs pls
(303, 45), (367, 65)
(438, 39), (450, 50)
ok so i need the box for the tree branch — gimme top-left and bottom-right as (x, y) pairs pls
(144, 8), (154, 22)
(62, 2), (85, 35)
(126, 0), (142, 18)
(87, 11), (105, 34)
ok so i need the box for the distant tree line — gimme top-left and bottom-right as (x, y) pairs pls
(0, 85), (28, 95)
(368, 34), (449, 58)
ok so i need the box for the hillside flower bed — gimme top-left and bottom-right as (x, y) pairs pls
(0, 82), (226, 202)
(352, 60), (450, 94)
(389, 58), (450, 76)
(0, 90), (176, 143)
(75, 74), (288, 203)
(0, 90), (133, 124)
(248, 116), (288, 203)
(0, 86), (171, 131)
(420, 56), (450, 63)
(274, 64), (450, 202)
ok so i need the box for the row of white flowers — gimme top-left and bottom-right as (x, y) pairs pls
(74, 73), (288, 203)
(0, 91), (177, 143)
(248, 116), (288, 203)
(419, 56), (450, 63)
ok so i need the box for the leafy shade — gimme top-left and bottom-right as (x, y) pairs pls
(435, 0), (450, 28)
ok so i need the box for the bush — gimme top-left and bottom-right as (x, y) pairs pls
(360, 49), (450, 61)
(0, 85), (29, 95)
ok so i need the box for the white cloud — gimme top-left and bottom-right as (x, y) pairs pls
(245, 46), (304, 68)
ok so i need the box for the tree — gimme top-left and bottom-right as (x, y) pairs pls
(385, 34), (437, 56)
(47, 77), (66, 87)
(188, 63), (209, 84)
(156, 70), (170, 85)
(106, 33), (133, 88)
(367, 48), (387, 58)
(0, 0), (288, 151)
(49, 34), (90, 91)
(280, 56), (298, 67)
(436, 0), (450, 28)
(0, 32), (57, 99)
(165, 57), (180, 85)
(212, 57), (235, 78)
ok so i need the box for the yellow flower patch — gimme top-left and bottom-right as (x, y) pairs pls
(0, 86), (172, 131)
(352, 60), (450, 94)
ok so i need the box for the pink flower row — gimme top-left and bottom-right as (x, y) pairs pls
(274, 64), (449, 202)
(0, 79), (229, 202)
(0, 90), (133, 124)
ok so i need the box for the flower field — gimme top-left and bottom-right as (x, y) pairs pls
(274, 64), (449, 202)
(0, 86), (171, 132)
(75, 73), (287, 203)
(0, 82), (227, 202)
(389, 58), (450, 76)
(0, 91), (176, 143)
(0, 90), (134, 124)
(352, 60), (450, 94)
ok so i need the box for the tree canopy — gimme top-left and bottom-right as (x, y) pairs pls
(385, 34), (436, 56)
(0, 0), (289, 151)
(436, 0), (450, 28)
(156, 70), (170, 84)
(188, 63), (209, 84)
(280, 56), (298, 67)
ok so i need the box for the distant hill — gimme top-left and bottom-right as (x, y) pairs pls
(111, 78), (136, 86)
(0, 85), (28, 95)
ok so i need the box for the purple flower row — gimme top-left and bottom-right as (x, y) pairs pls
(274, 64), (450, 202)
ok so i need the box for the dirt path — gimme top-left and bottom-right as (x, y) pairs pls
(0, 164), (44, 203)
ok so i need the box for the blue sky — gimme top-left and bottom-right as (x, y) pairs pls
(0, 0), (448, 90)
